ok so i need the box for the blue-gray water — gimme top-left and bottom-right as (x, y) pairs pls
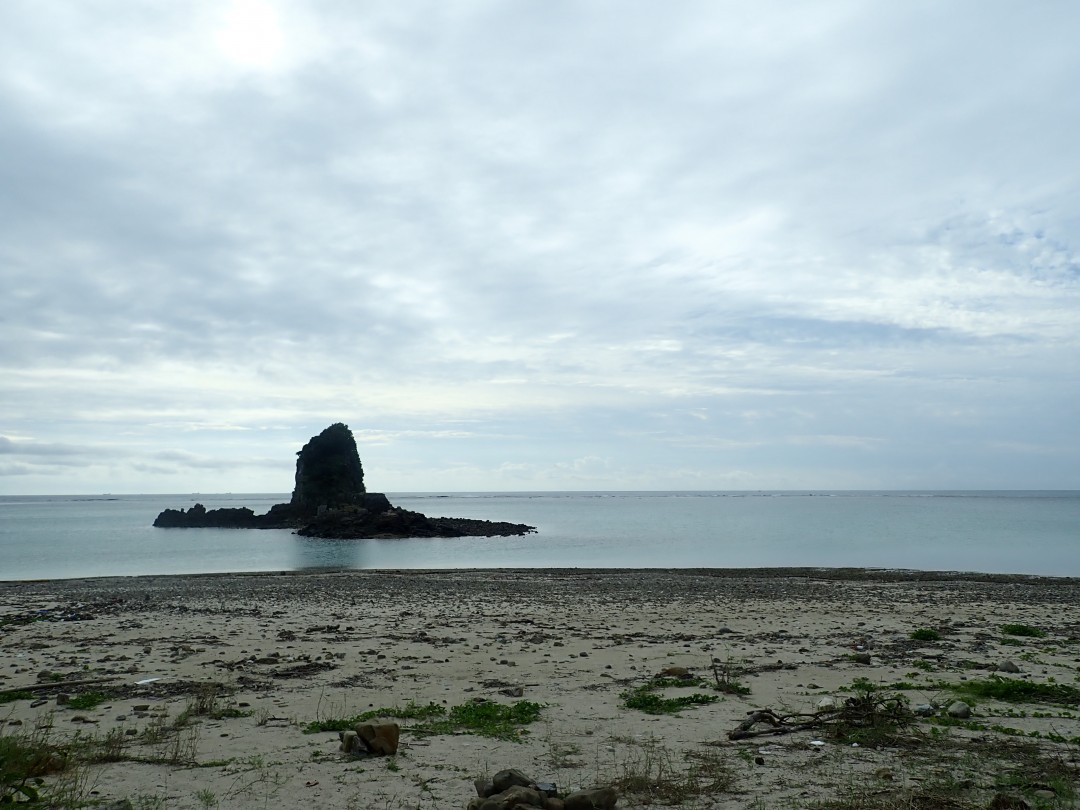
(0, 491), (1077, 581)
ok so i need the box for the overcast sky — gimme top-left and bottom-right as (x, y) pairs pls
(2, 1), (1078, 495)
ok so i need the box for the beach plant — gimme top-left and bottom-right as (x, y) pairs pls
(0, 726), (70, 804)
(417, 699), (544, 741)
(0, 690), (32, 705)
(621, 676), (720, 715)
(910, 628), (941, 642)
(175, 683), (252, 726)
(67, 691), (110, 711)
(710, 658), (752, 696)
(83, 726), (128, 763)
(304, 699), (543, 741)
(225, 754), (288, 805)
(603, 736), (736, 805)
(1002, 623), (1047, 638)
(951, 675), (1080, 706)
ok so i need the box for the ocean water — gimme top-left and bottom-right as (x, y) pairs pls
(0, 491), (1077, 581)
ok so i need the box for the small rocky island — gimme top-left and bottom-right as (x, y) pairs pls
(153, 423), (535, 538)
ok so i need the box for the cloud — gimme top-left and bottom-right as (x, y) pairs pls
(0, 1), (1078, 493)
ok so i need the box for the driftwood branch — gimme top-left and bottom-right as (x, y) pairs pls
(728, 708), (831, 740)
(0, 677), (119, 696)
(727, 694), (912, 741)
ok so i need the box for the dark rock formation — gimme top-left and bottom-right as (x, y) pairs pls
(153, 424), (535, 539)
(295, 508), (534, 539)
(153, 504), (261, 529)
(290, 422), (365, 514)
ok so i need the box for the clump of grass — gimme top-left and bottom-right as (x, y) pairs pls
(175, 684), (252, 726)
(952, 675), (1080, 706)
(417, 700), (544, 741)
(0, 690), (33, 705)
(1002, 623), (1047, 638)
(67, 691), (110, 711)
(710, 660), (752, 696)
(304, 700), (543, 741)
(0, 728), (70, 803)
(622, 675), (721, 715)
(910, 628), (941, 642)
(622, 687), (719, 715)
(608, 737), (736, 805)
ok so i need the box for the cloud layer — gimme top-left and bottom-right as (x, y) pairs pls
(2, 1), (1078, 493)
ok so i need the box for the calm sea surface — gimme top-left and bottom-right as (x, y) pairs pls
(0, 491), (1077, 581)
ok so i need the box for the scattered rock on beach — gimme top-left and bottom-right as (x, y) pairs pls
(491, 768), (534, 794)
(338, 722), (400, 756)
(470, 768), (615, 810)
(660, 666), (691, 678)
(997, 660), (1021, 673)
(947, 700), (972, 719)
(564, 787), (618, 810)
(470, 784), (546, 810)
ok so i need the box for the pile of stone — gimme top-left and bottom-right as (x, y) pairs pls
(470, 768), (617, 810)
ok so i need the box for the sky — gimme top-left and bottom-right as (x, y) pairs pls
(2, 1), (1079, 495)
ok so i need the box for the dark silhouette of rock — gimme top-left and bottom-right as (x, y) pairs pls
(291, 422), (365, 514)
(152, 423), (535, 538)
(153, 504), (260, 528)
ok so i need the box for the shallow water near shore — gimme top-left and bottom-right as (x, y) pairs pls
(0, 490), (1077, 580)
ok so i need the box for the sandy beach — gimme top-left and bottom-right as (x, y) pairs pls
(2, 569), (1078, 809)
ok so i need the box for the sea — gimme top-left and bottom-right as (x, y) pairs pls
(0, 491), (1077, 581)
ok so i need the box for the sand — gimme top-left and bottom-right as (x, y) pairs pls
(2, 569), (1079, 809)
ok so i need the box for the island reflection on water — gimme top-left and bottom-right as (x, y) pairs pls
(290, 535), (367, 571)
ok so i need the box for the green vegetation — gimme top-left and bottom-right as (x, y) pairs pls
(709, 662), (753, 696)
(622, 687), (719, 715)
(910, 628), (941, 642)
(621, 676), (723, 715)
(0, 730), (67, 804)
(0, 690), (32, 705)
(67, 691), (109, 711)
(1001, 623), (1047, 638)
(419, 700), (544, 741)
(951, 675), (1080, 706)
(304, 699), (543, 741)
